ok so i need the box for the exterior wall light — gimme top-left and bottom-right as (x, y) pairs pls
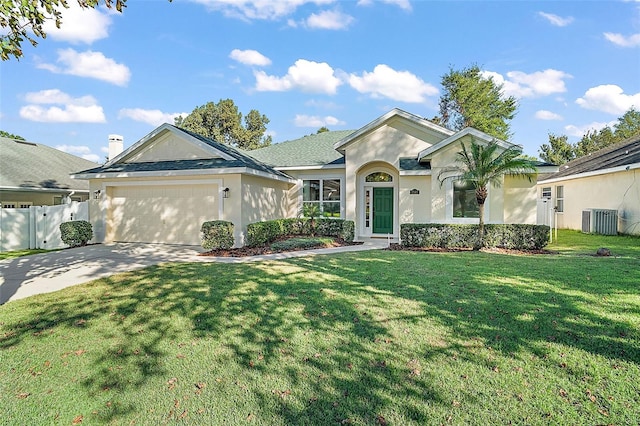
(93, 189), (102, 199)
(222, 187), (230, 198)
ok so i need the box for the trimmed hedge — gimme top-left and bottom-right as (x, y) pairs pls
(201, 220), (235, 250)
(60, 220), (93, 247)
(401, 223), (550, 250)
(246, 218), (355, 247)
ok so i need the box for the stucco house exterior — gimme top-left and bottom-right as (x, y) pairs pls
(73, 108), (552, 246)
(1, 136), (96, 208)
(537, 134), (640, 235)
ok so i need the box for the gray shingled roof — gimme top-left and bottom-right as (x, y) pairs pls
(543, 134), (640, 180)
(0, 136), (97, 191)
(248, 130), (354, 167)
(74, 125), (293, 181)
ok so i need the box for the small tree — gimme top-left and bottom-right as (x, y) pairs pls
(438, 140), (538, 250)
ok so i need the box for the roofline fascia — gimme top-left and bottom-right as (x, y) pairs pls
(274, 164), (345, 171)
(71, 167), (297, 184)
(333, 108), (454, 153)
(538, 162), (640, 184)
(0, 186), (89, 194)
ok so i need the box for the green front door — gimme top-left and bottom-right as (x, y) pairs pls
(373, 187), (393, 234)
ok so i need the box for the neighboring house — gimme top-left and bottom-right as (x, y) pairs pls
(537, 134), (640, 235)
(73, 108), (554, 246)
(0, 136), (97, 208)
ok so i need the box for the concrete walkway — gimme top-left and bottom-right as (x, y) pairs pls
(0, 241), (387, 304)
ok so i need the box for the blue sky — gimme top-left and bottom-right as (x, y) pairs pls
(1, 0), (639, 162)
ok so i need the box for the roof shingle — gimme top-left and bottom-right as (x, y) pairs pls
(0, 137), (97, 191)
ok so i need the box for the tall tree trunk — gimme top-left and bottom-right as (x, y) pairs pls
(475, 202), (485, 251)
(475, 186), (488, 251)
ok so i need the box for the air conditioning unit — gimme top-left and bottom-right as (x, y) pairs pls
(582, 209), (618, 235)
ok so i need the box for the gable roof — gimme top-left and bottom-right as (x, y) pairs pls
(540, 134), (640, 182)
(334, 108), (454, 153)
(248, 130), (354, 168)
(72, 124), (294, 183)
(0, 136), (97, 192)
(417, 127), (517, 161)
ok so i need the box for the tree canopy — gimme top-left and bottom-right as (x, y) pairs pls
(1, 0), (124, 60)
(538, 108), (640, 164)
(0, 130), (25, 140)
(174, 99), (272, 151)
(538, 134), (575, 165)
(438, 65), (518, 141)
(438, 140), (537, 249)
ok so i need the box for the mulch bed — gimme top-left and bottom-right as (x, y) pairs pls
(199, 238), (363, 257)
(386, 243), (557, 255)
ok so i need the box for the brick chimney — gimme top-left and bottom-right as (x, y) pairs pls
(108, 134), (124, 162)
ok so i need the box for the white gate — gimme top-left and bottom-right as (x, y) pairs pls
(0, 201), (89, 251)
(536, 198), (554, 228)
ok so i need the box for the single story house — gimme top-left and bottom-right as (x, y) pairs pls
(537, 134), (640, 235)
(1, 136), (97, 208)
(72, 108), (555, 246)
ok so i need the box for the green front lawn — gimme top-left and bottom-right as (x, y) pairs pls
(1, 231), (638, 425)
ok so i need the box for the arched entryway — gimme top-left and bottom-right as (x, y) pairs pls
(357, 163), (398, 238)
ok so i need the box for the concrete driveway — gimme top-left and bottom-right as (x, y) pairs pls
(0, 241), (387, 304)
(0, 243), (204, 304)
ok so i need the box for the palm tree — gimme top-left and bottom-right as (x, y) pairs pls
(438, 140), (538, 250)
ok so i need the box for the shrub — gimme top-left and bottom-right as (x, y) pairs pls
(340, 220), (355, 243)
(401, 223), (550, 250)
(270, 237), (334, 252)
(201, 221), (235, 250)
(246, 218), (354, 246)
(60, 220), (93, 247)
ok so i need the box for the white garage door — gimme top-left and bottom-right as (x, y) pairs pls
(109, 184), (218, 245)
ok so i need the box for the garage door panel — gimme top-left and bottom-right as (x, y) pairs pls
(108, 184), (218, 244)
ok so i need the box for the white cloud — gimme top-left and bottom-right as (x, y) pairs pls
(118, 108), (189, 126)
(603, 32), (640, 47)
(294, 114), (345, 127)
(55, 144), (100, 162)
(254, 59), (342, 94)
(535, 110), (563, 120)
(564, 121), (616, 138)
(348, 64), (438, 103)
(42, 1), (112, 44)
(357, 0), (412, 11)
(37, 49), (131, 86)
(305, 10), (354, 29)
(538, 12), (574, 27)
(576, 84), (640, 115)
(20, 89), (106, 123)
(482, 69), (572, 98)
(229, 49), (272, 66)
(189, 0), (336, 21)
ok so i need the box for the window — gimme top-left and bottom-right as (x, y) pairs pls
(453, 181), (479, 218)
(18, 202), (33, 208)
(303, 179), (341, 217)
(555, 186), (564, 213)
(541, 187), (551, 199)
(365, 172), (393, 183)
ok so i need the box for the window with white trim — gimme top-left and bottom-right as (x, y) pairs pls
(453, 181), (479, 218)
(555, 186), (564, 213)
(303, 179), (341, 218)
(541, 187), (551, 199)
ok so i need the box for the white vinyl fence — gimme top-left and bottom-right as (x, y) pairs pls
(0, 201), (88, 252)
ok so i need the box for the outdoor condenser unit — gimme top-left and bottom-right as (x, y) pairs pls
(581, 209), (618, 235)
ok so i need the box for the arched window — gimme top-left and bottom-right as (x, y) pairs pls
(365, 172), (393, 183)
